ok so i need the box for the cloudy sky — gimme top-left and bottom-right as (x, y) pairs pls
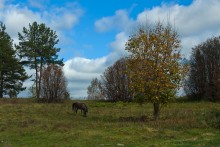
(1, 0), (220, 98)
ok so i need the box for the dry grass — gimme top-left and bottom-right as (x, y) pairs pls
(0, 98), (220, 146)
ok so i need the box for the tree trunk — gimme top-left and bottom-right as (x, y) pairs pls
(0, 71), (3, 98)
(35, 70), (39, 99)
(35, 55), (39, 99)
(38, 58), (43, 99)
(153, 102), (160, 120)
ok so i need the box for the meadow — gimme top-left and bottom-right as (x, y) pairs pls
(0, 98), (220, 147)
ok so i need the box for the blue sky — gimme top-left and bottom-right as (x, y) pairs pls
(3, 0), (192, 60)
(1, 0), (220, 98)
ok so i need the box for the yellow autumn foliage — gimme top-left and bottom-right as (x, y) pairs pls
(126, 22), (188, 105)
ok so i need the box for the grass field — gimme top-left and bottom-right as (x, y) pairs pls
(0, 98), (220, 147)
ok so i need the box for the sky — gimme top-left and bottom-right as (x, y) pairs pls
(1, 0), (220, 98)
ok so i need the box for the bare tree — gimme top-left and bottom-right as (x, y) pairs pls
(87, 78), (104, 100)
(101, 58), (132, 102)
(40, 64), (69, 102)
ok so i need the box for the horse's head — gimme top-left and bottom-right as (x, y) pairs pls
(82, 103), (88, 116)
(84, 105), (88, 112)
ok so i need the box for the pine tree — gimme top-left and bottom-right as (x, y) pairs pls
(16, 21), (63, 99)
(0, 22), (28, 98)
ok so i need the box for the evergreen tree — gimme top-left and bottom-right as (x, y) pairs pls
(16, 21), (63, 99)
(0, 22), (28, 98)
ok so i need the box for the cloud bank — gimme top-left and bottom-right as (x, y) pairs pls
(137, 0), (220, 57)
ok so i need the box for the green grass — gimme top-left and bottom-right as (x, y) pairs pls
(0, 98), (220, 147)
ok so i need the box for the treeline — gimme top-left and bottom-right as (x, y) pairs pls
(0, 21), (69, 102)
(87, 22), (220, 119)
(88, 29), (220, 103)
(88, 22), (188, 120)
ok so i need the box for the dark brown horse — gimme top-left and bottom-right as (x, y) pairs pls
(72, 102), (88, 116)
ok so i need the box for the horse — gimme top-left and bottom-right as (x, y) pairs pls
(72, 102), (88, 117)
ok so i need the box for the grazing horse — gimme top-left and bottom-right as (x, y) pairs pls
(72, 102), (88, 116)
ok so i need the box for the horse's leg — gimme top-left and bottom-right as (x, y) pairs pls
(84, 110), (87, 117)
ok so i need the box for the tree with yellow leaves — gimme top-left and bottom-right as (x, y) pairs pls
(125, 22), (187, 120)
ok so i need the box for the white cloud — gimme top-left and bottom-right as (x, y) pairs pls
(62, 32), (130, 98)
(2, 5), (40, 39)
(0, 2), (83, 44)
(18, 67), (35, 98)
(60, 31), (129, 98)
(64, 57), (108, 75)
(43, 5), (83, 31)
(63, 57), (111, 98)
(178, 0), (220, 36)
(136, 0), (220, 58)
(107, 32), (129, 62)
(137, 0), (220, 37)
(95, 9), (135, 32)
(110, 32), (128, 52)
